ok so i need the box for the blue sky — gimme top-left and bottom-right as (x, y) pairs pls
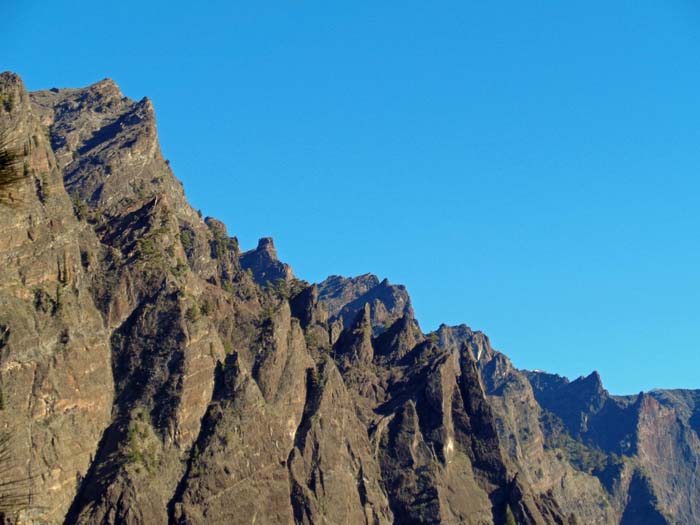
(5, 1), (700, 394)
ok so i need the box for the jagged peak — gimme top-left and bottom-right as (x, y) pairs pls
(240, 237), (293, 285)
(587, 370), (602, 383)
(289, 283), (326, 330)
(317, 272), (413, 338)
(352, 302), (372, 329)
(573, 370), (605, 392)
(204, 216), (228, 236)
(323, 272), (380, 286)
(86, 77), (125, 99)
(334, 302), (374, 366)
(432, 323), (495, 363)
(384, 314), (414, 332)
(255, 237), (277, 258)
(436, 323), (474, 337)
(0, 72), (29, 115)
(92, 77), (120, 90)
(377, 277), (408, 292)
(0, 71), (25, 88)
(33, 76), (125, 105)
(62, 77), (125, 100)
(135, 96), (154, 115)
(373, 315), (421, 362)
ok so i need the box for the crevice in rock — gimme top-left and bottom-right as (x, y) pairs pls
(286, 362), (325, 523)
(166, 356), (226, 524)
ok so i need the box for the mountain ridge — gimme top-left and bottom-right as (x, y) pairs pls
(0, 71), (697, 524)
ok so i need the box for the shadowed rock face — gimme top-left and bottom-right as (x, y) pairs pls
(318, 274), (414, 335)
(0, 72), (697, 524)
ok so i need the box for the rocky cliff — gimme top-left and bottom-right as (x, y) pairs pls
(0, 72), (697, 524)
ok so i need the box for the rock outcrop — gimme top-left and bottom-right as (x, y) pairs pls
(318, 274), (413, 335)
(240, 237), (293, 286)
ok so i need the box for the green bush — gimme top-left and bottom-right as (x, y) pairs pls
(200, 300), (211, 316)
(180, 229), (194, 252)
(505, 504), (517, 525)
(209, 227), (237, 259)
(540, 410), (618, 475)
(170, 260), (188, 278)
(266, 278), (289, 299)
(72, 194), (87, 220)
(124, 420), (156, 473)
(305, 331), (320, 349)
(185, 304), (200, 323)
(136, 237), (163, 261)
(0, 93), (14, 112)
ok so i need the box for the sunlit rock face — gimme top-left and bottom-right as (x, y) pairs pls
(0, 71), (696, 524)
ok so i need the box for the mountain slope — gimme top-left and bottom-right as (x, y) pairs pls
(0, 72), (696, 524)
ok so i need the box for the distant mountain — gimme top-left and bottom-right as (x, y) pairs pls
(0, 71), (697, 524)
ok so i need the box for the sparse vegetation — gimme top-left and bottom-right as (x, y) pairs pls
(170, 260), (188, 278)
(129, 179), (147, 200)
(200, 300), (212, 316)
(190, 443), (204, 477)
(0, 92), (15, 112)
(72, 193), (87, 220)
(304, 331), (316, 348)
(159, 206), (171, 227)
(540, 410), (622, 476)
(505, 504), (517, 525)
(136, 237), (162, 261)
(90, 206), (103, 224)
(288, 278), (307, 297)
(266, 278), (290, 300)
(185, 304), (200, 323)
(180, 227), (194, 254)
(209, 226), (237, 259)
(309, 366), (322, 388)
(124, 418), (158, 474)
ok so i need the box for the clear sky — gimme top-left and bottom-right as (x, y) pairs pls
(4, 1), (700, 394)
